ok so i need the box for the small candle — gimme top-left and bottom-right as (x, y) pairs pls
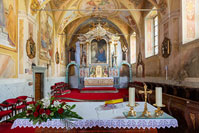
(156, 87), (162, 106)
(129, 87), (135, 106)
(165, 66), (168, 80)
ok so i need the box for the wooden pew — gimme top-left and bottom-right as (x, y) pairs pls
(129, 81), (199, 132)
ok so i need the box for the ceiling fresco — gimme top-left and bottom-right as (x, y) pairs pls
(77, 0), (120, 17)
(32, 0), (159, 36)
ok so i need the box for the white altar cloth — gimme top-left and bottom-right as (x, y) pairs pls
(11, 102), (178, 129)
(84, 77), (114, 87)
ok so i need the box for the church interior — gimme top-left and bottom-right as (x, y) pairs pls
(0, 0), (199, 132)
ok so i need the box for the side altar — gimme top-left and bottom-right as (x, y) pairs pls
(66, 23), (132, 89)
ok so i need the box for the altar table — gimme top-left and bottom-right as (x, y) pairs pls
(84, 77), (114, 87)
(11, 102), (178, 131)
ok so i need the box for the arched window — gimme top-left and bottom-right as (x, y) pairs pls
(130, 32), (136, 64)
(145, 8), (158, 58)
(182, 0), (199, 44)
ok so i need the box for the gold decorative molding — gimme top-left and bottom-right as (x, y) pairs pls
(30, 0), (40, 15)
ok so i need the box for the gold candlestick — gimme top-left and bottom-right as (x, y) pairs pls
(127, 103), (138, 117)
(138, 83), (152, 117)
(128, 106), (136, 117)
(153, 104), (166, 117)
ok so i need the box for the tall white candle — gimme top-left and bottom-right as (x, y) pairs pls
(156, 87), (162, 106)
(129, 87), (135, 106)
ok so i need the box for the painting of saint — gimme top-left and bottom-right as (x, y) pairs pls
(40, 10), (54, 61)
(0, 0), (18, 50)
(91, 39), (107, 64)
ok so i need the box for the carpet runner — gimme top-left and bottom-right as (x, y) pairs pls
(80, 87), (118, 93)
(55, 89), (128, 102)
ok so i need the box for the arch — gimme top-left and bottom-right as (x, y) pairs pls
(66, 62), (80, 87)
(68, 18), (129, 47)
(118, 62), (132, 82)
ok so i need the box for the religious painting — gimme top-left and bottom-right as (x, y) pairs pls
(91, 39), (107, 64)
(26, 36), (36, 59)
(185, 0), (195, 39)
(55, 51), (60, 64)
(78, 0), (119, 17)
(182, 0), (199, 43)
(39, 11), (54, 61)
(0, 0), (18, 51)
(79, 68), (85, 77)
(60, 37), (66, 65)
(0, 54), (16, 78)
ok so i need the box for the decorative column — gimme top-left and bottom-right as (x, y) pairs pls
(114, 42), (118, 67)
(80, 43), (83, 67)
(86, 40), (89, 67)
(109, 40), (112, 68)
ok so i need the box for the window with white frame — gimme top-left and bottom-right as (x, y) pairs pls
(130, 32), (136, 64)
(145, 9), (158, 58)
(182, 0), (199, 44)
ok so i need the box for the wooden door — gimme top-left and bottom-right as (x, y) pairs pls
(35, 73), (42, 101)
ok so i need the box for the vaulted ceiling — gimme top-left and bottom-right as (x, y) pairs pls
(35, 0), (165, 32)
(30, 0), (168, 47)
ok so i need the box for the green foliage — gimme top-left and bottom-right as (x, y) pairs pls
(9, 97), (82, 125)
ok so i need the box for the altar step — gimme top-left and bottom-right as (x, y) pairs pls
(80, 87), (118, 93)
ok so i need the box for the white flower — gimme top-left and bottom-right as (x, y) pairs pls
(27, 105), (32, 109)
(53, 100), (61, 108)
(63, 105), (67, 110)
(42, 98), (51, 108)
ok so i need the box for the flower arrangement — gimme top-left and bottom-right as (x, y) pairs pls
(11, 96), (82, 125)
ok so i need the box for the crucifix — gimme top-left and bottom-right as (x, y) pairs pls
(139, 83), (152, 117)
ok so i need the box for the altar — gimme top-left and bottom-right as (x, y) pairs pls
(84, 77), (114, 87)
(66, 22), (133, 89)
(11, 102), (178, 131)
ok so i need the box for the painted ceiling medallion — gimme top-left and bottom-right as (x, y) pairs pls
(78, 0), (119, 17)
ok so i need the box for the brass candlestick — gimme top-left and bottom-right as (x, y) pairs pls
(153, 104), (166, 117)
(128, 105), (136, 117)
(127, 103), (138, 117)
(139, 83), (152, 117)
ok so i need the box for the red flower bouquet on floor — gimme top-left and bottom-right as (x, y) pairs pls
(11, 97), (82, 125)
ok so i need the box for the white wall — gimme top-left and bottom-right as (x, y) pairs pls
(0, 77), (66, 103)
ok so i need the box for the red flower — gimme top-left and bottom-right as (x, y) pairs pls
(39, 109), (45, 114)
(36, 105), (40, 110)
(62, 102), (65, 105)
(33, 111), (39, 117)
(58, 108), (64, 114)
(51, 100), (55, 104)
(27, 110), (32, 114)
(46, 109), (51, 116)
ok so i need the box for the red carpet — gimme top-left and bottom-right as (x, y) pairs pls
(81, 87), (118, 93)
(56, 88), (129, 102)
